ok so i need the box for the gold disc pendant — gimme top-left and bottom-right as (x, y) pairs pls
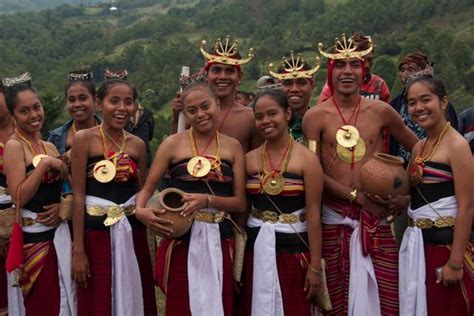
(336, 138), (366, 163)
(93, 160), (116, 183)
(336, 125), (360, 148)
(261, 173), (285, 195)
(187, 156), (211, 178)
(32, 154), (49, 168)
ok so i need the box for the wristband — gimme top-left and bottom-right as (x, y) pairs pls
(308, 265), (322, 276)
(447, 261), (463, 271)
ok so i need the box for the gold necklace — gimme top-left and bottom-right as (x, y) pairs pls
(15, 128), (49, 167)
(260, 136), (293, 195)
(187, 127), (220, 178)
(92, 125), (126, 183)
(409, 122), (451, 186)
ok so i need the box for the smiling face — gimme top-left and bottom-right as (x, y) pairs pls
(407, 81), (447, 130)
(331, 58), (363, 96)
(183, 88), (219, 134)
(254, 95), (291, 141)
(281, 78), (313, 115)
(12, 89), (44, 134)
(98, 83), (135, 130)
(66, 82), (95, 123)
(206, 64), (242, 100)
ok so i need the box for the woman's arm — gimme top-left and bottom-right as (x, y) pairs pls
(302, 148), (323, 299)
(70, 130), (90, 288)
(443, 137), (473, 283)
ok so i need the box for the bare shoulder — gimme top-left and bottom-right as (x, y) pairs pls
(5, 138), (22, 151)
(245, 146), (261, 161)
(220, 133), (242, 149)
(447, 129), (471, 154)
(293, 142), (319, 163)
(305, 102), (330, 120)
(233, 103), (254, 119)
(44, 141), (60, 156)
(125, 131), (145, 147)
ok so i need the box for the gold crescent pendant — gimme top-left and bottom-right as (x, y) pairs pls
(336, 125), (360, 148)
(187, 156), (211, 178)
(93, 160), (116, 183)
(261, 173), (285, 195)
(336, 138), (366, 163)
(32, 154), (49, 168)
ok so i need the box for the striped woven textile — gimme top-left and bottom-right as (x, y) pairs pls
(18, 241), (50, 296)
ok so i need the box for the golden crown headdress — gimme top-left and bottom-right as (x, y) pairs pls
(200, 35), (254, 66)
(2, 72), (32, 88)
(318, 33), (373, 60)
(268, 50), (320, 80)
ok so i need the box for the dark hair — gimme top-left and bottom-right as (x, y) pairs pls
(253, 89), (290, 111)
(180, 82), (217, 104)
(5, 84), (40, 113)
(64, 80), (96, 99)
(96, 79), (137, 102)
(0, 81), (4, 94)
(406, 75), (447, 100)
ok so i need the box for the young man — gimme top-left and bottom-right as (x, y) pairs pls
(172, 35), (262, 152)
(268, 51), (319, 142)
(303, 34), (418, 316)
(318, 33), (391, 104)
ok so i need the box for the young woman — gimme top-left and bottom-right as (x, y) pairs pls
(0, 80), (14, 315)
(71, 79), (156, 315)
(135, 82), (246, 315)
(239, 89), (323, 315)
(48, 71), (100, 156)
(400, 75), (474, 315)
(3, 79), (73, 315)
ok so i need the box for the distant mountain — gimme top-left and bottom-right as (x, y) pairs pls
(0, 0), (105, 13)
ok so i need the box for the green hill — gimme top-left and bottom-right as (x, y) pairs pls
(0, 0), (473, 143)
(0, 0), (105, 13)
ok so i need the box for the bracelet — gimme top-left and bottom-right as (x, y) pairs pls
(348, 188), (358, 204)
(308, 265), (322, 276)
(447, 261), (463, 271)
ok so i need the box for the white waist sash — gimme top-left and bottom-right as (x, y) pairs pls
(0, 192), (12, 205)
(85, 195), (143, 316)
(188, 207), (224, 316)
(399, 195), (457, 316)
(8, 208), (76, 316)
(247, 208), (307, 316)
(321, 204), (380, 316)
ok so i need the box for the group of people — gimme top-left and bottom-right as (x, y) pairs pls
(0, 32), (472, 316)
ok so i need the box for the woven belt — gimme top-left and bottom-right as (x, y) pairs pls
(86, 205), (135, 226)
(21, 217), (59, 227)
(250, 209), (306, 224)
(408, 216), (455, 229)
(194, 211), (226, 224)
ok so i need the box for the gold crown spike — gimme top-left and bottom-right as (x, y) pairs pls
(2, 72), (32, 87)
(268, 50), (320, 80)
(318, 33), (373, 60)
(201, 35), (254, 66)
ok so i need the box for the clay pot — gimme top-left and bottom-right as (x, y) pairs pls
(146, 187), (192, 238)
(360, 153), (409, 199)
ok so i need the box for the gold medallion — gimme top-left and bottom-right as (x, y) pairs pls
(336, 125), (360, 148)
(336, 138), (366, 163)
(187, 156), (211, 178)
(93, 160), (116, 183)
(32, 154), (48, 168)
(261, 173), (285, 195)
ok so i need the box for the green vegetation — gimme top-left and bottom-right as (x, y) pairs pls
(0, 0), (104, 13)
(0, 0), (473, 150)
